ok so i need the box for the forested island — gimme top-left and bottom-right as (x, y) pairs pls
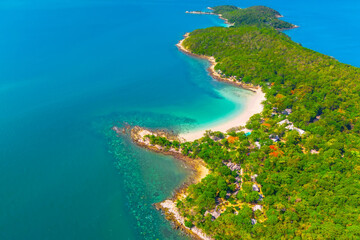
(131, 5), (360, 239)
(211, 5), (297, 30)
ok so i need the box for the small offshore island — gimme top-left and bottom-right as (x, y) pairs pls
(126, 5), (360, 240)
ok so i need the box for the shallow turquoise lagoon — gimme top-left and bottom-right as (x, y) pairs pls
(0, 0), (359, 239)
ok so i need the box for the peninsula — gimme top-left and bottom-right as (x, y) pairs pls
(130, 5), (360, 240)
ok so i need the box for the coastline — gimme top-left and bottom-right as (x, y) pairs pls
(176, 33), (266, 142)
(127, 30), (266, 240)
(185, 9), (234, 27)
(130, 127), (212, 240)
(128, 32), (266, 240)
(176, 33), (259, 92)
(129, 14), (265, 240)
(130, 32), (266, 240)
(130, 127), (209, 186)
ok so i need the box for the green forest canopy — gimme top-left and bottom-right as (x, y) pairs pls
(181, 25), (360, 239)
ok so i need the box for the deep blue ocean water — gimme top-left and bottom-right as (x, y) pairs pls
(0, 0), (359, 239)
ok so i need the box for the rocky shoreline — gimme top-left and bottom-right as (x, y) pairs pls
(130, 126), (212, 240)
(176, 33), (259, 93)
(185, 8), (234, 27)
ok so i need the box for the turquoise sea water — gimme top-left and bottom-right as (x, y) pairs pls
(1, 0), (360, 239)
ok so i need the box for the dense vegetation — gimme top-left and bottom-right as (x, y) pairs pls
(212, 5), (295, 30)
(143, 5), (360, 240)
(183, 25), (360, 239)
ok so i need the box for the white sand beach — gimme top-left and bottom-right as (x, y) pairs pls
(179, 88), (265, 141)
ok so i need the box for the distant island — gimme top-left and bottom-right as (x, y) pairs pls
(186, 6), (298, 30)
(127, 5), (360, 240)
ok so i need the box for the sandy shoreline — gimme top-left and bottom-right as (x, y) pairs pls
(176, 34), (265, 142)
(180, 88), (265, 141)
